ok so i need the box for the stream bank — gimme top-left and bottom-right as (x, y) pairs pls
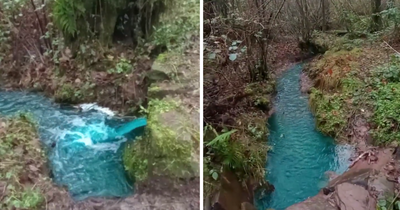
(286, 32), (400, 210)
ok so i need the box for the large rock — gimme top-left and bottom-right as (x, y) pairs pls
(369, 172), (394, 200)
(156, 107), (199, 177)
(122, 98), (199, 180)
(286, 195), (336, 210)
(334, 183), (375, 210)
(211, 170), (254, 210)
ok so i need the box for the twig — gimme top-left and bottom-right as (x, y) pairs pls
(349, 151), (372, 168)
(30, 0), (48, 52)
(388, 189), (400, 210)
(383, 41), (400, 55)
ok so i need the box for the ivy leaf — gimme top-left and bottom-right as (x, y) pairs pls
(208, 52), (216, 60)
(378, 200), (387, 207)
(229, 54), (237, 61)
(212, 172), (219, 180)
(395, 201), (400, 209)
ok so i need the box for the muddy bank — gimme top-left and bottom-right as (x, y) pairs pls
(287, 146), (399, 210)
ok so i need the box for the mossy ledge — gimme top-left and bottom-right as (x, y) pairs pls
(123, 98), (199, 181)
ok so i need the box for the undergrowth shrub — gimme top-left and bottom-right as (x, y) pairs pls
(373, 55), (400, 83)
(54, 82), (95, 103)
(309, 88), (347, 137)
(203, 125), (267, 196)
(371, 82), (400, 145)
(151, 0), (200, 50)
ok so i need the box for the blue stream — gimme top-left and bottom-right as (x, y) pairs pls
(0, 91), (146, 200)
(256, 65), (353, 209)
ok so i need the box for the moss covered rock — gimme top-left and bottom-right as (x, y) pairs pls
(245, 82), (275, 111)
(123, 98), (198, 181)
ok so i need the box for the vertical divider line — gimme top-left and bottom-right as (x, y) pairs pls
(199, 0), (204, 208)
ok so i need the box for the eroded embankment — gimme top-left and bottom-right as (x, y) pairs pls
(288, 32), (400, 210)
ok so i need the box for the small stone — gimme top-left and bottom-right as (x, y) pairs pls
(387, 165), (395, 171)
(75, 78), (81, 84)
(389, 141), (399, 148)
(323, 187), (335, 195)
(370, 156), (378, 161)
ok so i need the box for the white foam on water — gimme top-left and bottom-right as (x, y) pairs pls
(71, 118), (86, 126)
(76, 137), (93, 146)
(334, 144), (355, 174)
(88, 137), (127, 153)
(77, 103), (115, 117)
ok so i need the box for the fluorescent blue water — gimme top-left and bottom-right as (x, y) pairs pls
(257, 65), (354, 210)
(0, 91), (146, 200)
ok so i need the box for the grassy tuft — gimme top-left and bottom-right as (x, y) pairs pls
(0, 113), (46, 210)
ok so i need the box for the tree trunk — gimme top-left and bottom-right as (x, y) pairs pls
(322, 0), (327, 31)
(371, 0), (382, 32)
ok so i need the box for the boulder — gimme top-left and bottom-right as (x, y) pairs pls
(286, 195), (336, 210)
(334, 183), (375, 210)
(369, 172), (394, 200)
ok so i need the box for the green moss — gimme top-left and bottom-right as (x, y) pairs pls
(155, 53), (168, 63)
(245, 82), (275, 111)
(123, 98), (195, 181)
(54, 83), (80, 103)
(54, 81), (95, 104)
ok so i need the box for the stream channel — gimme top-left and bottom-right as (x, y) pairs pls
(0, 91), (146, 200)
(256, 64), (354, 209)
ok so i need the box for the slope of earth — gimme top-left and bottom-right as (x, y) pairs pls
(289, 32), (400, 209)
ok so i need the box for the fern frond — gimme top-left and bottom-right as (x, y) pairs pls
(206, 129), (237, 147)
(53, 0), (88, 36)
